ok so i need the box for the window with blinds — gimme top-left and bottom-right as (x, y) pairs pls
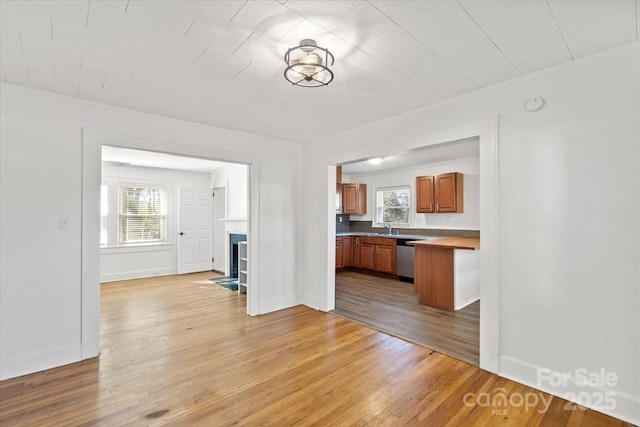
(118, 185), (167, 244)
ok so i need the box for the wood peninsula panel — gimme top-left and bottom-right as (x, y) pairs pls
(411, 238), (480, 310)
(414, 246), (454, 309)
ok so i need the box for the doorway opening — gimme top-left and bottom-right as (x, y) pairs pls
(100, 145), (249, 291)
(324, 116), (499, 373)
(81, 128), (259, 360)
(333, 138), (481, 365)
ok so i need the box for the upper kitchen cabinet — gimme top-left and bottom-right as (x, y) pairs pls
(416, 175), (435, 213)
(342, 183), (367, 215)
(416, 173), (464, 213)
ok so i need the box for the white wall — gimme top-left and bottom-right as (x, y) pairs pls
(300, 44), (640, 423)
(0, 84), (303, 380)
(343, 156), (480, 230)
(211, 163), (248, 220)
(100, 164), (211, 282)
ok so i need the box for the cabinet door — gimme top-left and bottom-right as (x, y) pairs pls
(359, 243), (375, 270)
(435, 173), (463, 213)
(352, 237), (361, 268)
(342, 183), (367, 215)
(342, 236), (352, 267)
(416, 176), (435, 213)
(335, 238), (343, 268)
(336, 183), (343, 213)
(376, 244), (396, 274)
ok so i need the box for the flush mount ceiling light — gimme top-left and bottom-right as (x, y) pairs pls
(284, 39), (334, 87)
(368, 157), (383, 165)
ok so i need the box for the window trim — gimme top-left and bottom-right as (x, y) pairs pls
(100, 176), (173, 249)
(373, 183), (412, 227)
(117, 183), (168, 245)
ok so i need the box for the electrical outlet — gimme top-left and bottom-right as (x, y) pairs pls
(447, 216), (453, 223)
(339, 217), (343, 223)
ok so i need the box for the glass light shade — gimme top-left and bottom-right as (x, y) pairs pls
(284, 39), (334, 87)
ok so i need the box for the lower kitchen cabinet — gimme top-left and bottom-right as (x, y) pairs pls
(336, 236), (396, 275)
(358, 237), (397, 275)
(342, 235), (352, 267)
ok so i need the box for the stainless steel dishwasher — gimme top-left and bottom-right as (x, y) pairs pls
(396, 239), (418, 283)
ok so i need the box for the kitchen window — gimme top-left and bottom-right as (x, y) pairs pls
(118, 185), (167, 245)
(376, 185), (410, 225)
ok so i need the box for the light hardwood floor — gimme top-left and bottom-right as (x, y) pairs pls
(0, 273), (632, 426)
(333, 271), (479, 365)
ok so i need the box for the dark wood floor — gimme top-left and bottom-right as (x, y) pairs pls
(333, 271), (480, 365)
(0, 273), (632, 426)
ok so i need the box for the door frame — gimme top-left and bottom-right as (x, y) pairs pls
(81, 128), (259, 359)
(211, 186), (226, 274)
(324, 116), (500, 373)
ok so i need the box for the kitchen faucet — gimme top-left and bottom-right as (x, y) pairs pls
(384, 223), (392, 235)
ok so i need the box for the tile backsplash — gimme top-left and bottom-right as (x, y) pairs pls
(336, 214), (350, 233)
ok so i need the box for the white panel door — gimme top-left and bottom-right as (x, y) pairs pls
(178, 187), (213, 274)
(212, 187), (226, 273)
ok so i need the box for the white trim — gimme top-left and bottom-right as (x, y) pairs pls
(372, 183), (412, 227)
(0, 344), (82, 381)
(82, 129), (262, 362)
(323, 115), (500, 374)
(100, 267), (177, 283)
(500, 356), (640, 425)
(100, 243), (173, 255)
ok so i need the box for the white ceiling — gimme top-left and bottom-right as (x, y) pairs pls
(102, 145), (232, 172)
(341, 136), (479, 175)
(1, 1), (638, 143)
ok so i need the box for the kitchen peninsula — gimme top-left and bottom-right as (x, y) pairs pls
(409, 237), (480, 310)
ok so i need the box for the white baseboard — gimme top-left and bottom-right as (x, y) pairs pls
(500, 356), (639, 425)
(258, 295), (301, 314)
(100, 267), (177, 283)
(301, 294), (321, 311)
(0, 344), (82, 381)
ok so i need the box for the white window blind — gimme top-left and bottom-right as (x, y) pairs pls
(118, 185), (167, 244)
(376, 186), (410, 225)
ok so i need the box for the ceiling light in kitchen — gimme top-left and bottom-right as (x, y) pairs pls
(284, 39), (334, 87)
(368, 158), (383, 165)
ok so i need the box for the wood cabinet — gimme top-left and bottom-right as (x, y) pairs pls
(358, 237), (396, 274)
(342, 183), (367, 215)
(416, 175), (435, 213)
(416, 172), (463, 213)
(342, 235), (352, 267)
(336, 183), (343, 213)
(351, 236), (361, 268)
(337, 236), (355, 268)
